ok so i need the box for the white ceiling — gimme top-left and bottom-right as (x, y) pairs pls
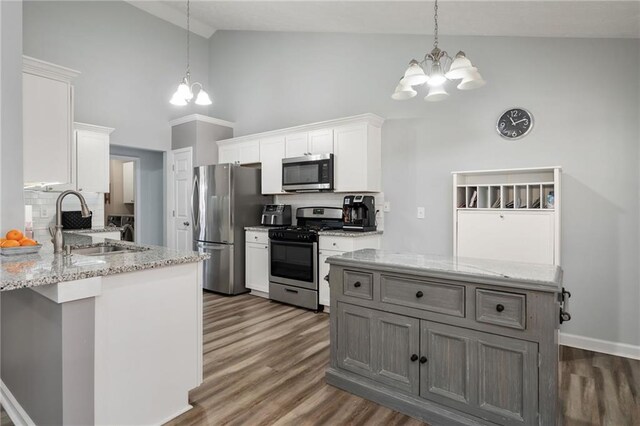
(127, 1), (640, 40)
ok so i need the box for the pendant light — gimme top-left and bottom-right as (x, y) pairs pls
(170, 0), (212, 106)
(392, 0), (485, 102)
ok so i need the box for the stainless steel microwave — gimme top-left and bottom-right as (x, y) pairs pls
(282, 154), (334, 192)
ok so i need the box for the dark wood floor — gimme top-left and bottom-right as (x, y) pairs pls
(165, 292), (640, 426)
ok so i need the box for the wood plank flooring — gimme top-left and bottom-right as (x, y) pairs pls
(166, 292), (639, 426)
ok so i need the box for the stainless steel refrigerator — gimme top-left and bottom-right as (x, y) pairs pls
(192, 164), (269, 294)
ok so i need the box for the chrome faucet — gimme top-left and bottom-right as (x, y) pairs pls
(50, 190), (91, 254)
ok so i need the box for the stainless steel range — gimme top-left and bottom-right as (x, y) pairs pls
(268, 207), (343, 311)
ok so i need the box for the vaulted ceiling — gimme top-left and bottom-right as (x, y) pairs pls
(127, 1), (640, 40)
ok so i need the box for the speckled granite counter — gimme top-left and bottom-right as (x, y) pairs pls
(0, 235), (208, 292)
(327, 249), (562, 292)
(244, 226), (383, 238)
(63, 226), (123, 234)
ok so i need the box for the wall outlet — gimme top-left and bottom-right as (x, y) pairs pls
(383, 201), (391, 212)
(417, 207), (425, 219)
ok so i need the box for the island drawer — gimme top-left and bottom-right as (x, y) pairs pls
(246, 231), (268, 245)
(380, 275), (465, 318)
(475, 289), (526, 330)
(343, 270), (373, 300)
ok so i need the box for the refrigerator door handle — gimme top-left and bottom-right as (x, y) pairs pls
(196, 241), (228, 250)
(191, 174), (199, 233)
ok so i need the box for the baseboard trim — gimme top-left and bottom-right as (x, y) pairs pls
(560, 332), (640, 360)
(0, 381), (36, 426)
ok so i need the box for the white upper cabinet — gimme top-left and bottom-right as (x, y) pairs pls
(259, 136), (286, 194)
(284, 132), (309, 157)
(219, 140), (260, 165)
(217, 114), (383, 195)
(23, 56), (80, 187)
(334, 123), (381, 192)
(122, 161), (135, 203)
(75, 123), (113, 193)
(308, 129), (334, 155)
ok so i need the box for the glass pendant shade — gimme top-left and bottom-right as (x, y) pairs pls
(195, 89), (212, 105)
(403, 62), (429, 86)
(170, 90), (188, 106)
(445, 52), (477, 80)
(177, 82), (193, 100)
(457, 70), (486, 90)
(427, 62), (447, 87)
(391, 81), (417, 100)
(424, 85), (449, 102)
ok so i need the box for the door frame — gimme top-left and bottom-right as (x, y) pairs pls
(110, 155), (141, 243)
(166, 147), (193, 250)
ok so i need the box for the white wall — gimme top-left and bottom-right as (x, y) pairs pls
(22, 0), (212, 152)
(208, 31), (640, 350)
(1, 0), (24, 231)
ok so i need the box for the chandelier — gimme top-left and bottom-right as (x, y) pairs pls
(392, 0), (485, 102)
(170, 0), (212, 106)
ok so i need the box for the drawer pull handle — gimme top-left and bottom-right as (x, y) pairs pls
(285, 289), (298, 294)
(420, 356), (428, 364)
(416, 291), (424, 298)
(410, 354), (418, 362)
(353, 281), (361, 288)
(496, 304), (505, 312)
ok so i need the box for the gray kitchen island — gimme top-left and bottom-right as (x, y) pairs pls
(325, 249), (567, 426)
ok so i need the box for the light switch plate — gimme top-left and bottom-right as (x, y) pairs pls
(383, 202), (391, 212)
(41, 207), (49, 218)
(417, 207), (425, 219)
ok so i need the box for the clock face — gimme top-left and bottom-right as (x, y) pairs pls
(497, 108), (533, 140)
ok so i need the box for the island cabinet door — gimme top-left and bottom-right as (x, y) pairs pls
(371, 310), (420, 394)
(337, 303), (375, 378)
(475, 334), (538, 425)
(420, 321), (475, 411)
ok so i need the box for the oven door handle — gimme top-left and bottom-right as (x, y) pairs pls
(269, 240), (316, 247)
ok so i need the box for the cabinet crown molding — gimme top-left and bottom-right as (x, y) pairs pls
(23, 55), (80, 82)
(74, 122), (115, 135)
(168, 114), (235, 129)
(217, 113), (385, 147)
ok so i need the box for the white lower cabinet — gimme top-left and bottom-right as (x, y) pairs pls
(245, 231), (269, 294)
(319, 234), (382, 308)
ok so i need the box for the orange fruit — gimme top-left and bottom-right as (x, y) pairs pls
(1, 240), (20, 248)
(19, 239), (37, 246)
(6, 230), (23, 241)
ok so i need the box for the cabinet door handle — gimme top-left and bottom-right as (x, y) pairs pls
(420, 356), (428, 364)
(285, 288), (298, 294)
(416, 291), (424, 298)
(496, 304), (505, 312)
(353, 281), (361, 288)
(410, 354), (418, 362)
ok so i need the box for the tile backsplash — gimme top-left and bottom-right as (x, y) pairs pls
(274, 192), (384, 230)
(24, 190), (105, 243)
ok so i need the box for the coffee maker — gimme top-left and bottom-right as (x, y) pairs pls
(342, 195), (376, 232)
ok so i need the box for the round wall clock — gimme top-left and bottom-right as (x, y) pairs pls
(496, 108), (533, 140)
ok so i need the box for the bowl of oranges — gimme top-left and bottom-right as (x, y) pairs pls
(0, 230), (41, 256)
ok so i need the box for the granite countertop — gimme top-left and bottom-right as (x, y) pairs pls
(63, 226), (123, 234)
(0, 234), (208, 292)
(244, 226), (383, 238)
(327, 249), (562, 292)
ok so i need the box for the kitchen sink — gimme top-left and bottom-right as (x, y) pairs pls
(71, 243), (147, 256)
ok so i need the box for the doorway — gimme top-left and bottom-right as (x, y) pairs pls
(105, 155), (140, 242)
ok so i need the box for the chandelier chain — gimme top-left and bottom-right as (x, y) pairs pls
(186, 0), (190, 75)
(433, 0), (439, 49)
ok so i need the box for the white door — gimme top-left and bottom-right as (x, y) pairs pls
(245, 243), (269, 293)
(285, 132), (309, 157)
(76, 129), (109, 193)
(219, 145), (240, 164)
(259, 136), (286, 194)
(308, 129), (334, 155)
(457, 210), (555, 264)
(238, 141), (261, 164)
(333, 124), (368, 191)
(170, 148), (193, 251)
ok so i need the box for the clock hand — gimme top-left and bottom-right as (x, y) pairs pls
(509, 117), (516, 125)
(513, 118), (528, 124)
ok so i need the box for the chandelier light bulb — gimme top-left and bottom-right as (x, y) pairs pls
(195, 88), (213, 105)
(403, 61), (429, 86)
(391, 81), (417, 101)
